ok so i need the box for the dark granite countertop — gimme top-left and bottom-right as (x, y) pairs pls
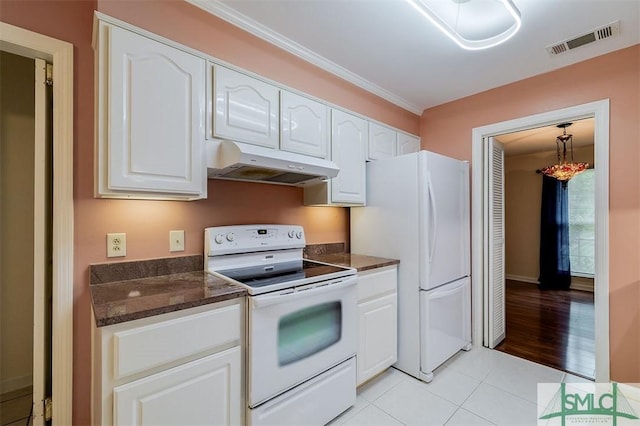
(307, 253), (399, 272)
(89, 250), (396, 327)
(90, 271), (246, 327)
(89, 255), (246, 327)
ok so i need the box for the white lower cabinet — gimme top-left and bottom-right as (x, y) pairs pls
(114, 347), (240, 426)
(92, 301), (243, 426)
(356, 265), (398, 386)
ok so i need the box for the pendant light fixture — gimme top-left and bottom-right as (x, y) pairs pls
(406, 0), (522, 50)
(540, 123), (589, 183)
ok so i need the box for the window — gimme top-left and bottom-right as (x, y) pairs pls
(568, 169), (595, 276)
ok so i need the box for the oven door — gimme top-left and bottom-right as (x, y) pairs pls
(248, 276), (357, 407)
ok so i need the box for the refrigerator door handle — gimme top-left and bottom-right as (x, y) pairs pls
(427, 173), (437, 265)
(424, 279), (467, 299)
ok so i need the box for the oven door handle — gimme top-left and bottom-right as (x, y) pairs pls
(252, 276), (357, 308)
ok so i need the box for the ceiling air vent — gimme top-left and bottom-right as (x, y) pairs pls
(546, 21), (620, 55)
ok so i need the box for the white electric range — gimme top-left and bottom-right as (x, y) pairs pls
(205, 224), (357, 426)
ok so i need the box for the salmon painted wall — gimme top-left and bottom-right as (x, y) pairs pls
(1, 1), (419, 424)
(421, 45), (640, 382)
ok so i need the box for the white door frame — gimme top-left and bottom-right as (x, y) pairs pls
(471, 100), (610, 382)
(1, 22), (74, 423)
(33, 56), (49, 426)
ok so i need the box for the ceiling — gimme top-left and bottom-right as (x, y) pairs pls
(188, 0), (640, 115)
(495, 117), (594, 156)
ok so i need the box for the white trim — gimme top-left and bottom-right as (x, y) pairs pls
(33, 56), (47, 426)
(184, 0), (423, 115)
(570, 278), (595, 293)
(472, 100), (610, 382)
(0, 22), (74, 425)
(474, 137), (486, 345)
(572, 272), (595, 279)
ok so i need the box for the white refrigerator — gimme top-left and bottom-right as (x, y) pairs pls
(351, 150), (471, 382)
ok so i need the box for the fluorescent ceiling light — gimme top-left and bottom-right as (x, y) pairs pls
(407, 0), (522, 50)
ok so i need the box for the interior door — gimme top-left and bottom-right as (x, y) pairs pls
(483, 137), (506, 348)
(32, 57), (53, 426)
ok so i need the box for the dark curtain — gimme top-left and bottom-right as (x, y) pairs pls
(539, 175), (571, 290)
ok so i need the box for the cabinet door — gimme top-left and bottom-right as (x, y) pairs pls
(113, 346), (241, 426)
(357, 293), (397, 385)
(105, 25), (206, 197)
(397, 133), (421, 156)
(368, 122), (397, 160)
(331, 109), (367, 204)
(280, 90), (328, 158)
(214, 66), (279, 148)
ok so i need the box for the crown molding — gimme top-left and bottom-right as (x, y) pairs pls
(186, 0), (423, 115)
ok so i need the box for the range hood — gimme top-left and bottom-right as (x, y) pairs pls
(207, 140), (339, 186)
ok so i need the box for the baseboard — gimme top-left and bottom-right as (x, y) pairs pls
(570, 276), (595, 292)
(505, 274), (594, 292)
(1, 375), (32, 395)
(506, 274), (538, 284)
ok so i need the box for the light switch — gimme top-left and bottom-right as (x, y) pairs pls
(170, 230), (185, 252)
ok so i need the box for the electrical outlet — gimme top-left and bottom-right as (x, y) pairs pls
(170, 230), (185, 252)
(107, 233), (126, 258)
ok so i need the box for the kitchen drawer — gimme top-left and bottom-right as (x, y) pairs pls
(357, 265), (397, 302)
(112, 303), (240, 380)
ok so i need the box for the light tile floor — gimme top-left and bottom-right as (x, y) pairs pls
(329, 347), (592, 426)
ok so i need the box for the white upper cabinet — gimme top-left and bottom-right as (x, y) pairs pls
(213, 66), (279, 149)
(95, 22), (207, 199)
(304, 108), (367, 206)
(280, 90), (329, 158)
(397, 133), (421, 156)
(330, 109), (367, 204)
(368, 122), (397, 160)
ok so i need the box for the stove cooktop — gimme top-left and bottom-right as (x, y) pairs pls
(213, 259), (355, 295)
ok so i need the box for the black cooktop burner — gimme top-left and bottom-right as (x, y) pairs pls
(217, 260), (352, 290)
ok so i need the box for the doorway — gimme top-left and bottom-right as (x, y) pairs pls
(492, 119), (596, 379)
(0, 22), (74, 424)
(470, 100), (610, 382)
(1, 51), (53, 426)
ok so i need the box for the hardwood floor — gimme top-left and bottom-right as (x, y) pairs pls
(495, 280), (595, 380)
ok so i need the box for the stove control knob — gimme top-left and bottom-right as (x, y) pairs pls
(296, 231), (303, 239)
(226, 232), (235, 242)
(214, 234), (224, 244)
(288, 230), (296, 238)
